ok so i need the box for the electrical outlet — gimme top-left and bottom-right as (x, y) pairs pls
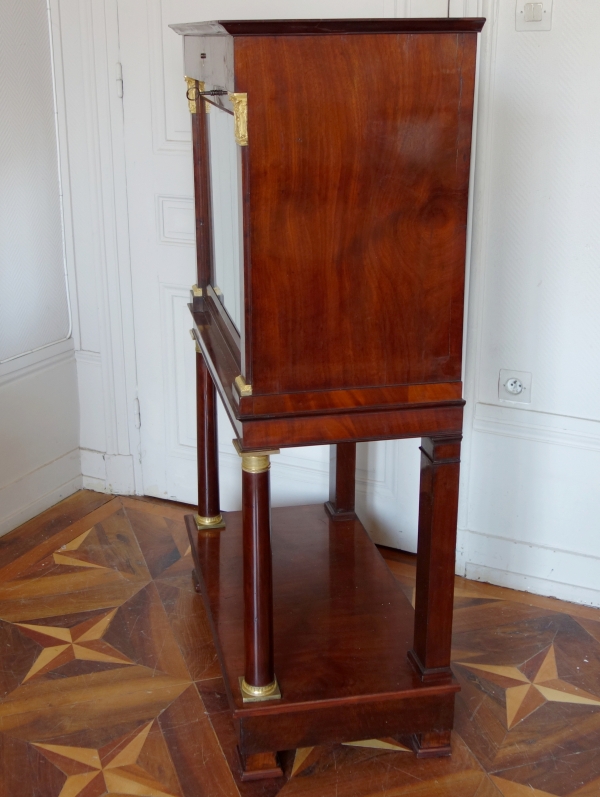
(498, 369), (532, 404)
(516, 0), (553, 31)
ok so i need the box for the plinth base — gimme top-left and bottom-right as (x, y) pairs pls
(186, 504), (458, 762)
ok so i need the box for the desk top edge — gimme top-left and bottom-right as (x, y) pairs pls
(170, 18), (486, 37)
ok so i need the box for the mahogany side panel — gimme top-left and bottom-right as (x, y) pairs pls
(409, 436), (462, 680)
(237, 693), (455, 755)
(239, 404), (464, 450)
(193, 302), (463, 448)
(239, 381), (463, 419)
(235, 32), (478, 395)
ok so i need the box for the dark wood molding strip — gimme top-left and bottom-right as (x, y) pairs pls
(171, 18), (486, 37)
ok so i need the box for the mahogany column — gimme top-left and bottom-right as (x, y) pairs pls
(409, 435), (461, 677)
(408, 435), (461, 756)
(195, 350), (224, 530)
(239, 448), (281, 702)
(325, 442), (357, 521)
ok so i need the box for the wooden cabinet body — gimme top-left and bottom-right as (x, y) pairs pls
(172, 17), (484, 782)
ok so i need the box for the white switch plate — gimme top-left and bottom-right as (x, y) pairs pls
(498, 369), (533, 404)
(516, 0), (553, 31)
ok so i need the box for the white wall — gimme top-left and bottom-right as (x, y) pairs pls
(458, 0), (600, 605)
(56, 0), (142, 495)
(0, 0), (81, 535)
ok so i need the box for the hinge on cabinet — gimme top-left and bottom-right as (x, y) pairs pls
(134, 397), (141, 429)
(228, 93), (248, 146)
(234, 375), (252, 397)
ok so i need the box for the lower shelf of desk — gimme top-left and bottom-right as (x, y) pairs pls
(185, 504), (458, 756)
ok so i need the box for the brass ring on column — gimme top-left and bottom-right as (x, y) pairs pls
(239, 676), (282, 702)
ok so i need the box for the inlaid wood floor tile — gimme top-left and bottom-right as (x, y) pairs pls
(489, 776), (558, 796)
(279, 734), (486, 797)
(124, 506), (191, 581)
(0, 492), (115, 573)
(2, 491), (600, 796)
(15, 607), (133, 682)
(490, 746), (600, 796)
(451, 575), (600, 625)
(33, 719), (183, 797)
(572, 615), (600, 646)
(453, 611), (600, 786)
(155, 575), (221, 682)
(0, 731), (69, 797)
(473, 777), (505, 797)
(0, 503), (151, 623)
(0, 499), (119, 585)
(101, 581), (191, 680)
(157, 684), (239, 797)
(0, 664), (190, 741)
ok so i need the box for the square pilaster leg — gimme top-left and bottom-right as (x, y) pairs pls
(408, 436), (461, 682)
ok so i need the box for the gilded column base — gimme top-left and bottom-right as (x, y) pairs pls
(195, 513), (226, 530)
(239, 676), (282, 703)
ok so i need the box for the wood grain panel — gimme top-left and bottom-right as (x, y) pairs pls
(238, 405), (464, 449)
(235, 33), (477, 394)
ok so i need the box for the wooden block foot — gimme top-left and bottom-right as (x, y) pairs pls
(411, 730), (452, 759)
(237, 748), (283, 781)
(324, 501), (356, 521)
(407, 648), (452, 683)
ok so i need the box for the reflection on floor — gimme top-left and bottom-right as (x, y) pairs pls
(1, 490), (599, 796)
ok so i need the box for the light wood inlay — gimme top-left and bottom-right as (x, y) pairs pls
(459, 644), (600, 729)
(342, 738), (411, 752)
(35, 722), (180, 797)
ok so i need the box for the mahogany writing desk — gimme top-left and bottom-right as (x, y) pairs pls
(171, 17), (485, 781)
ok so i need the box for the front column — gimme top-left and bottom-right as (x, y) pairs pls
(408, 435), (461, 759)
(409, 435), (462, 681)
(194, 347), (224, 530)
(236, 444), (281, 702)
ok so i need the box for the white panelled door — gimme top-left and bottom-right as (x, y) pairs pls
(117, 0), (452, 551)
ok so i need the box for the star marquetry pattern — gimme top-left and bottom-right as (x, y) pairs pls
(34, 721), (180, 797)
(52, 528), (108, 569)
(459, 643), (600, 728)
(16, 608), (132, 681)
(291, 738), (410, 777)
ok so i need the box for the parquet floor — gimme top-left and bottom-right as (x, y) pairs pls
(1, 491), (599, 797)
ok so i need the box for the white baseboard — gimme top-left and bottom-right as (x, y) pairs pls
(456, 527), (600, 607)
(0, 449), (82, 537)
(81, 449), (136, 495)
